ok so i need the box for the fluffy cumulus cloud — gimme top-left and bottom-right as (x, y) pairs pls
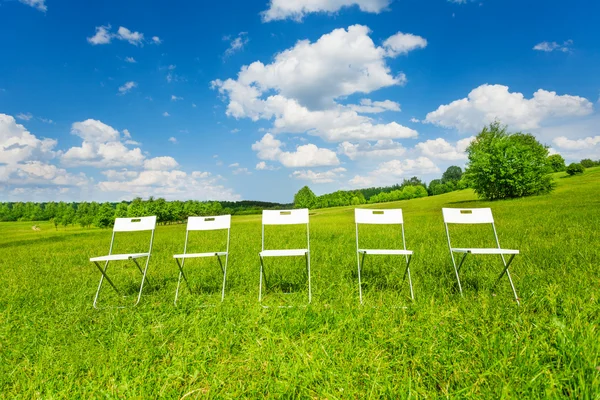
(383, 32), (428, 56)
(349, 157), (440, 187)
(256, 161), (279, 171)
(0, 114), (88, 191)
(291, 167), (347, 184)
(552, 135), (600, 160)
(262, 0), (391, 22)
(425, 84), (594, 132)
(97, 169), (240, 201)
(252, 133), (339, 167)
(143, 156), (179, 171)
(415, 137), (475, 161)
(61, 119), (145, 167)
(87, 25), (154, 46)
(338, 139), (406, 160)
(212, 25), (422, 143)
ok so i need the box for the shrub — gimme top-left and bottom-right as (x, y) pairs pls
(566, 163), (585, 176)
(547, 154), (566, 172)
(580, 159), (597, 168)
(465, 122), (554, 200)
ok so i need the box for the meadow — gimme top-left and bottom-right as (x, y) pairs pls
(0, 168), (599, 398)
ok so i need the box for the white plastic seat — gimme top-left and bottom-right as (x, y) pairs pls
(90, 253), (150, 262)
(355, 208), (414, 303)
(259, 209), (311, 303)
(443, 208), (520, 304)
(260, 249), (308, 257)
(89, 216), (157, 309)
(358, 249), (413, 256)
(173, 215), (231, 304)
(451, 248), (519, 255)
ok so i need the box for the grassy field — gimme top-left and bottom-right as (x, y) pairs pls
(1, 168), (599, 398)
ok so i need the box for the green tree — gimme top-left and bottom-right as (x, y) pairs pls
(441, 166), (463, 183)
(580, 159), (597, 168)
(547, 154), (566, 172)
(566, 163), (585, 176)
(128, 197), (145, 217)
(61, 204), (76, 228)
(115, 202), (129, 218)
(294, 186), (317, 209)
(95, 203), (115, 228)
(465, 122), (554, 200)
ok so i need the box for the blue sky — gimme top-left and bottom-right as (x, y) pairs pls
(1, 0), (599, 203)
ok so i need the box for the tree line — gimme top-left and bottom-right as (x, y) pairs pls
(0, 198), (291, 228)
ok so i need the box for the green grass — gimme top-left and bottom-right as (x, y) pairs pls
(1, 168), (599, 398)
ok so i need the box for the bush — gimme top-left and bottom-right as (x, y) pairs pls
(566, 163), (585, 176)
(547, 154), (566, 172)
(580, 159), (597, 168)
(465, 122), (554, 200)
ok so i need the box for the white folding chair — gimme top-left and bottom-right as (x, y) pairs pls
(90, 216), (156, 309)
(173, 215), (231, 305)
(442, 208), (520, 304)
(259, 209), (311, 304)
(355, 208), (414, 304)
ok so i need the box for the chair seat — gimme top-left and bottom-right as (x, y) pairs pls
(173, 251), (228, 259)
(358, 249), (413, 256)
(90, 253), (150, 262)
(260, 249), (308, 257)
(452, 248), (519, 255)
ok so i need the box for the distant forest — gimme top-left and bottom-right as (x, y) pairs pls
(0, 166), (469, 228)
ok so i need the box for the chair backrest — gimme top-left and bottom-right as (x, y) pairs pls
(261, 209), (309, 251)
(355, 208), (404, 225)
(262, 209), (309, 225)
(187, 215), (231, 231)
(355, 208), (407, 251)
(113, 216), (157, 232)
(442, 208), (494, 224)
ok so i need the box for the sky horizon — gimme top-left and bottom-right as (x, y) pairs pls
(1, 0), (599, 203)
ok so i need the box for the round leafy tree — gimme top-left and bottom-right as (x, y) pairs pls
(465, 122), (554, 200)
(294, 186), (317, 209)
(547, 154), (566, 172)
(442, 166), (463, 183)
(566, 163), (585, 176)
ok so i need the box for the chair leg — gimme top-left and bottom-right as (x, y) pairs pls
(493, 254), (519, 305)
(451, 253), (466, 295)
(132, 258), (151, 286)
(357, 252), (366, 304)
(134, 256), (151, 306)
(259, 255), (265, 302)
(93, 261), (120, 309)
(218, 255), (227, 302)
(306, 252), (311, 304)
(402, 255), (414, 301)
(174, 258), (192, 305)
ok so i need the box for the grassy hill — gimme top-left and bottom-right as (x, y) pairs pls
(0, 168), (599, 397)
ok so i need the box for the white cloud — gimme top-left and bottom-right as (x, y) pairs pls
(18, 0), (47, 12)
(87, 25), (150, 46)
(553, 136), (600, 151)
(125, 57), (136, 63)
(61, 119), (145, 168)
(425, 84), (594, 132)
(16, 113), (33, 121)
(168, 137), (177, 144)
(291, 167), (346, 183)
(261, 0), (391, 22)
(98, 170), (240, 201)
(0, 114), (57, 165)
(143, 156), (179, 171)
(230, 128), (240, 133)
(252, 133), (340, 167)
(410, 117), (420, 123)
(415, 137), (475, 161)
(163, 112), (171, 117)
(152, 36), (162, 44)
(383, 32), (427, 57)
(224, 32), (249, 58)
(533, 40), (573, 53)
(349, 157), (440, 187)
(87, 25), (113, 45)
(212, 25), (420, 142)
(39, 117), (54, 124)
(10, 161), (88, 186)
(256, 161), (279, 170)
(232, 167), (252, 175)
(171, 95), (183, 101)
(118, 81), (137, 95)
(228, 163), (240, 168)
(348, 99), (401, 114)
(338, 139), (406, 160)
